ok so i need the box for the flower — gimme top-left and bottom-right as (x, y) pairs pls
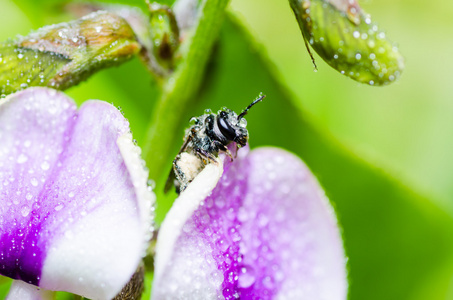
(152, 145), (347, 299)
(0, 87), (154, 299)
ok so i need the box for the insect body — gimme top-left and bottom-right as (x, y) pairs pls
(165, 93), (265, 193)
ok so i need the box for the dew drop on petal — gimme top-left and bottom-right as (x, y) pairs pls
(41, 161), (50, 171)
(17, 154), (28, 164)
(21, 205), (31, 217)
(238, 265), (256, 288)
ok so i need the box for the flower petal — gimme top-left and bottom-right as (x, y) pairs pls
(152, 147), (347, 299)
(0, 87), (154, 299)
(6, 281), (53, 300)
(153, 159), (224, 298)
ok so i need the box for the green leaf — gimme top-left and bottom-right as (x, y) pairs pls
(189, 16), (453, 300)
(289, 0), (404, 85)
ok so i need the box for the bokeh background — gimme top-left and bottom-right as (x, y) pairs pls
(0, 0), (453, 299)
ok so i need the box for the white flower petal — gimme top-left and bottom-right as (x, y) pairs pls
(6, 281), (53, 300)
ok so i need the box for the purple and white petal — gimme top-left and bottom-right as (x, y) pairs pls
(152, 146), (347, 300)
(0, 88), (154, 300)
(153, 159), (224, 298)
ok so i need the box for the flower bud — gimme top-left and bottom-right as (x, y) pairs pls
(0, 11), (140, 96)
(148, 2), (180, 72)
(290, 0), (404, 85)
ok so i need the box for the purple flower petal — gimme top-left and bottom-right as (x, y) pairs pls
(153, 146), (347, 299)
(0, 88), (154, 299)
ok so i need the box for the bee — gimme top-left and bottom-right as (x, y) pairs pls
(165, 93), (265, 193)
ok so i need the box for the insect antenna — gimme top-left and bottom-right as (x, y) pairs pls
(237, 93), (266, 120)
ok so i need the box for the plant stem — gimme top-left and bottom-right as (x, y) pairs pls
(143, 0), (230, 182)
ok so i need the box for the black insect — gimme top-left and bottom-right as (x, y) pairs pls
(165, 93), (266, 193)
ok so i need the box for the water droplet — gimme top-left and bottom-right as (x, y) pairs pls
(21, 205), (30, 217)
(353, 31), (360, 38)
(147, 179), (156, 189)
(377, 32), (386, 39)
(17, 154), (28, 164)
(68, 192), (75, 198)
(30, 178), (38, 187)
(355, 53), (362, 60)
(262, 276), (274, 288)
(238, 265), (256, 288)
(41, 161), (50, 171)
(26, 193), (33, 201)
(54, 204), (64, 211)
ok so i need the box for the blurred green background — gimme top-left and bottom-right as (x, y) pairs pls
(1, 0), (453, 299)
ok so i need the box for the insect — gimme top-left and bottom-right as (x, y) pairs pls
(165, 93), (266, 194)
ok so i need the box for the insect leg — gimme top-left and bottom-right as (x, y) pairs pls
(194, 148), (217, 164)
(212, 140), (234, 161)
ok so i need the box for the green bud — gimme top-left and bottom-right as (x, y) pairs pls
(289, 0), (404, 85)
(0, 11), (140, 96)
(148, 2), (180, 72)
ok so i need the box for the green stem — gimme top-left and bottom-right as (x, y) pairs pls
(143, 0), (230, 182)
